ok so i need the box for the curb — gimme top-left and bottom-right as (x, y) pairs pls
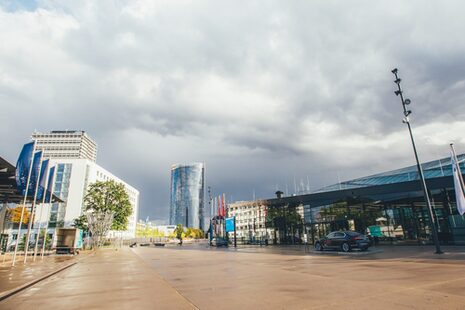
(0, 262), (77, 301)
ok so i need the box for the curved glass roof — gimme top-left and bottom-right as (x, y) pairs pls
(316, 154), (465, 193)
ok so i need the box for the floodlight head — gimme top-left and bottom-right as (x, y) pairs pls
(391, 68), (398, 74)
(404, 98), (411, 105)
(394, 90), (402, 96)
(394, 78), (402, 84)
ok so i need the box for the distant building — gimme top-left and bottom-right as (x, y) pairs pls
(170, 163), (204, 229)
(227, 200), (268, 241)
(156, 225), (177, 236)
(226, 199), (305, 243)
(32, 130), (98, 162)
(136, 221), (176, 237)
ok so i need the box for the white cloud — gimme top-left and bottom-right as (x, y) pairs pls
(1, 0), (465, 221)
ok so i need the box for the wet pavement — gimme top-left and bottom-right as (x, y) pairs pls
(1, 245), (465, 309)
(0, 248), (194, 310)
(0, 253), (76, 294)
(133, 245), (465, 309)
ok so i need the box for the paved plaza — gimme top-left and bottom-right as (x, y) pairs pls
(1, 245), (465, 309)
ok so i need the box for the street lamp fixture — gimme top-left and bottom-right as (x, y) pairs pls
(391, 68), (443, 254)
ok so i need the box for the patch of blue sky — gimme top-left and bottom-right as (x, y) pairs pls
(0, 0), (39, 12)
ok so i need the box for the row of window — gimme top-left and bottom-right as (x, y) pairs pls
(36, 139), (82, 143)
(237, 224), (266, 230)
(47, 154), (81, 158)
(229, 205), (265, 211)
(39, 146), (81, 151)
(33, 133), (84, 138)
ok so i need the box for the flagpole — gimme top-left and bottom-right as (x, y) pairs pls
(12, 143), (36, 267)
(222, 193), (225, 217)
(24, 152), (43, 263)
(41, 167), (56, 259)
(451, 144), (465, 214)
(451, 144), (465, 190)
(33, 166), (49, 261)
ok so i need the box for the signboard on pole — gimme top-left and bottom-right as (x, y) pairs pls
(225, 217), (235, 232)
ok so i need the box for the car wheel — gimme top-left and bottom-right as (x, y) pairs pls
(314, 242), (323, 251)
(341, 242), (351, 253)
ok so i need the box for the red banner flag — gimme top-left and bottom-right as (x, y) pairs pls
(222, 194), (226, 217)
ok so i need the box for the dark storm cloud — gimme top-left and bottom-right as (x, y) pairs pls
(1, 0), (465, 222)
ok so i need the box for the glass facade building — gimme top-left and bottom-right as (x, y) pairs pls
(170, 163), (205, 229)
(265, 154), (465, 245)
(49, 163), (72, 228)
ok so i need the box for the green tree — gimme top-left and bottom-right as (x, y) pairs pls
(36, 229), (52, 250)
(74, 180), (133, 231)
(174, 224), (184, 244)
(266, 205), (303, 244)
(17, 234), (27, 251)
(72, 214), (89, 233)
(186, 228), (205, 239)
(185, 227), (193, 238)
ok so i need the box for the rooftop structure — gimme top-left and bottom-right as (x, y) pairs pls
(316, 155), (465, 193)
(32, 130), (98, 162)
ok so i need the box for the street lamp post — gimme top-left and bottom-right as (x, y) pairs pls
(391, 68), (443, 254)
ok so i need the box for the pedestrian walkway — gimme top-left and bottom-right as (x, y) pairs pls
(0, 248), (196, 310)
(0, 253), (76, 297)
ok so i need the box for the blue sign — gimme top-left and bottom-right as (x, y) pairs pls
(225, 217), (235, 232)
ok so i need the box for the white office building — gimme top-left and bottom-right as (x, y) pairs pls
(32, 130), (98, 162)
(227, 200), (269, 240)
(28, 130), (138, 238)
(41, 158), (139, 239)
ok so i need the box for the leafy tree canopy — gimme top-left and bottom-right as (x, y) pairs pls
(83, 180), (132, 231)
(174, 224), (184, 240)
(8, 206), (30, 224)
(72, 214), (89, 233)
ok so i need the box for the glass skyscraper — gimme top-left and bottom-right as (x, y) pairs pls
(170, 163), (205, 229)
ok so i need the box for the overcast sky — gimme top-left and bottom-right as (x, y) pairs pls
(1, 1), (465, 223)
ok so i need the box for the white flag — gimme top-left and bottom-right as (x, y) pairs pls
(451, 150), (465, 215)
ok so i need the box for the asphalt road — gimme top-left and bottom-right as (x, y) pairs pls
(2, 245), (465, 309)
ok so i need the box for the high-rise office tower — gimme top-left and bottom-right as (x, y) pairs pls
(31, 130), (98, 162)
(170, 163), (205, 229)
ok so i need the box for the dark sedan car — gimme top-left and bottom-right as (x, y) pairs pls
(314, 231), (371, 252)
(211, 237), (228, 247)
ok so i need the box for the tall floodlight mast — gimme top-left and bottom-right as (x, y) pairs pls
(391, 68), (442, 254)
